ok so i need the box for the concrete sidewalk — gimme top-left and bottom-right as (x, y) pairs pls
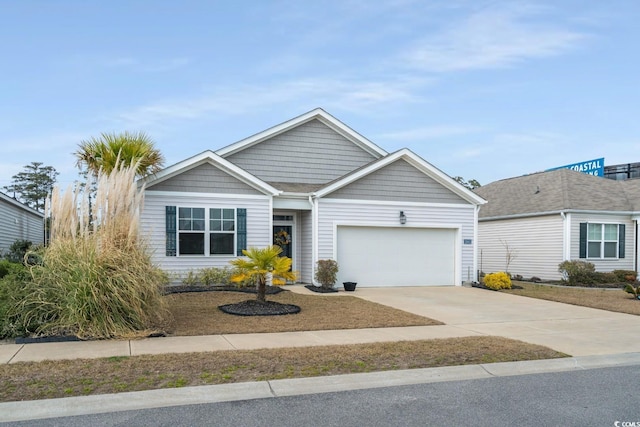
(2, 285), (640, 364)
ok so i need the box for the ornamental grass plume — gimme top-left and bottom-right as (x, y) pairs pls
(0, 162), (169, 339)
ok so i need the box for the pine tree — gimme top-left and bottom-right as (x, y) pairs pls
(4, 162), (58, 211)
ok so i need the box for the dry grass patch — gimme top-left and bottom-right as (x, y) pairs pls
(165, 291), (442, 336)
(503, 282), (640, 315)
(0, 336), (567, 402)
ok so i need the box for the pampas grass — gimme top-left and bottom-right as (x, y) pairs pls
(1, 163), (169, 339)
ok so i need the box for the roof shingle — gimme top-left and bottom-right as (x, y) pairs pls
(474, 169), (640, 219)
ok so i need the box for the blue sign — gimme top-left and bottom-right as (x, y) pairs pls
(547, 158), (604, 177)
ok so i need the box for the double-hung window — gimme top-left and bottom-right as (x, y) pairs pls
(209, 208), (235, 255)
(177, 207), (235, 256)
(586, 223), (619, 259)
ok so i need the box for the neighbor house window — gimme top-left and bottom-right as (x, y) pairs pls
(177, 207), (235, 256)
(587, 223), (619, 259)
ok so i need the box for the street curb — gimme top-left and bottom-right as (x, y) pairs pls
(2, 353), (640, 423)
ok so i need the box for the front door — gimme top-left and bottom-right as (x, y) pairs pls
(273, 225), (293, 259)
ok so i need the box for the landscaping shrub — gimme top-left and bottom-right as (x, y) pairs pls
(314, 259), (339, 290)
(3, 239), (33, 264)
(558, 260), (596, 285)
(0, 164), (169, 339)
(483, 272), (512, 290)
(190, 267), (234, 286)
(0, 260), (24, 279)
(613, 270), (637, 283)
(592, 271), (618, 284)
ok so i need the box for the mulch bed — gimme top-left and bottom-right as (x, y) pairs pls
(472, 283), (523, 291)
(304, 284), (338, 293)
(219, 300), (301, 316)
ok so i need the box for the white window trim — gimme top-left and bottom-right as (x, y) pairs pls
(586, 222), (619, 259)
(177, 207), (237, 256)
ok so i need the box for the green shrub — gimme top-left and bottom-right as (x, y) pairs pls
(0, 260), (24, 279)
(181, 267), (234, 286)
(4, 239), (33, 263)
(558, 260), (596, 285)
(592, 271), (618, 284)
(182, 270), (199, 286)
(315, 259), (339, 289)
(199, 267), (233, 286)
(483, 272), (512, 290)
(612, 270), (637, 283)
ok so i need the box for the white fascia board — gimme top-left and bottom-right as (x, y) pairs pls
(315, 149), (486, 206)
(0, 192), (44, 217)
(215, 108), (387, 158)
(480, 209), (637, 222)
(139, 150), (280, 196)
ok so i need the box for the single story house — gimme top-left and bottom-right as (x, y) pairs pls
(0, 191), (44, 254)
(474, 168), (640, 280)
(140, 108), (486, 287)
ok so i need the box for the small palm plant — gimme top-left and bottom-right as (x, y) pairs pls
(624, 283), (640, 300)
(230, 246), (297, 302)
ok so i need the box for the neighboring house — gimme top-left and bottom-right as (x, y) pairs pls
(140, 108), (485, 287)
(0, 191), (44, 254)
(474, 168), (640, 280)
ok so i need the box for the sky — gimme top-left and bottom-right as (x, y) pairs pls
(2, 0), (639, 192)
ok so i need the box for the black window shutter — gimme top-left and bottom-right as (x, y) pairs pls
(166, 206), (177, 256)
(619, 224), (626, 258)
(237, 208), (247, 256)
(579, 222), (587, 258)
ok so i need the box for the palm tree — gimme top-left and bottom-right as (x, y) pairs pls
(230, 246), (298, 302)
(75, 131), (165, 178)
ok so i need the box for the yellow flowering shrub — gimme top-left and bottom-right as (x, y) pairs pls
(483, 271), (512, 290)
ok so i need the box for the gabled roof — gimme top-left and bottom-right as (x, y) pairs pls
(315, 148), (487, 205)
(474, 168), (640, 219)
(139, 150), (281, 196)
(0, 191), (44, 217)
(215, 108), (388, 159)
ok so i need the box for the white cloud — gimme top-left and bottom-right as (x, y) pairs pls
(403, 3), (588, 72)
(111, 76), (426, 129)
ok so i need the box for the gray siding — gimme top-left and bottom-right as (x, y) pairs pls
(569, 213), (634, 273)
(317, 199), (476, 284)
(0, 198), (43, 253)
(478, 215), (564, 280)
(147, 163), (262, 195)
(223, 119), (377, 184)
(327, 159), (467, 204)
(140, 192), (271, 281)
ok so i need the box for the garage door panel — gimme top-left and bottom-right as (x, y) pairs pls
(337, 226), (455, 286)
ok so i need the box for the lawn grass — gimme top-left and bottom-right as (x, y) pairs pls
(503, 281), (640, 315)
(164, 290), (442, 335)
(0, 336), (567, 402)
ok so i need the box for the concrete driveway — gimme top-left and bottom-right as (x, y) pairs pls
(351, 286), (640, 357)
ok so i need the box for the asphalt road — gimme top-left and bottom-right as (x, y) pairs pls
(6, 365), (639, 427)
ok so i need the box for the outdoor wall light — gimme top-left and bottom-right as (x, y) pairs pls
(399, 211), (406, 224)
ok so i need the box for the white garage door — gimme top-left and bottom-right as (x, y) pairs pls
(336, 226), (456, 287)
